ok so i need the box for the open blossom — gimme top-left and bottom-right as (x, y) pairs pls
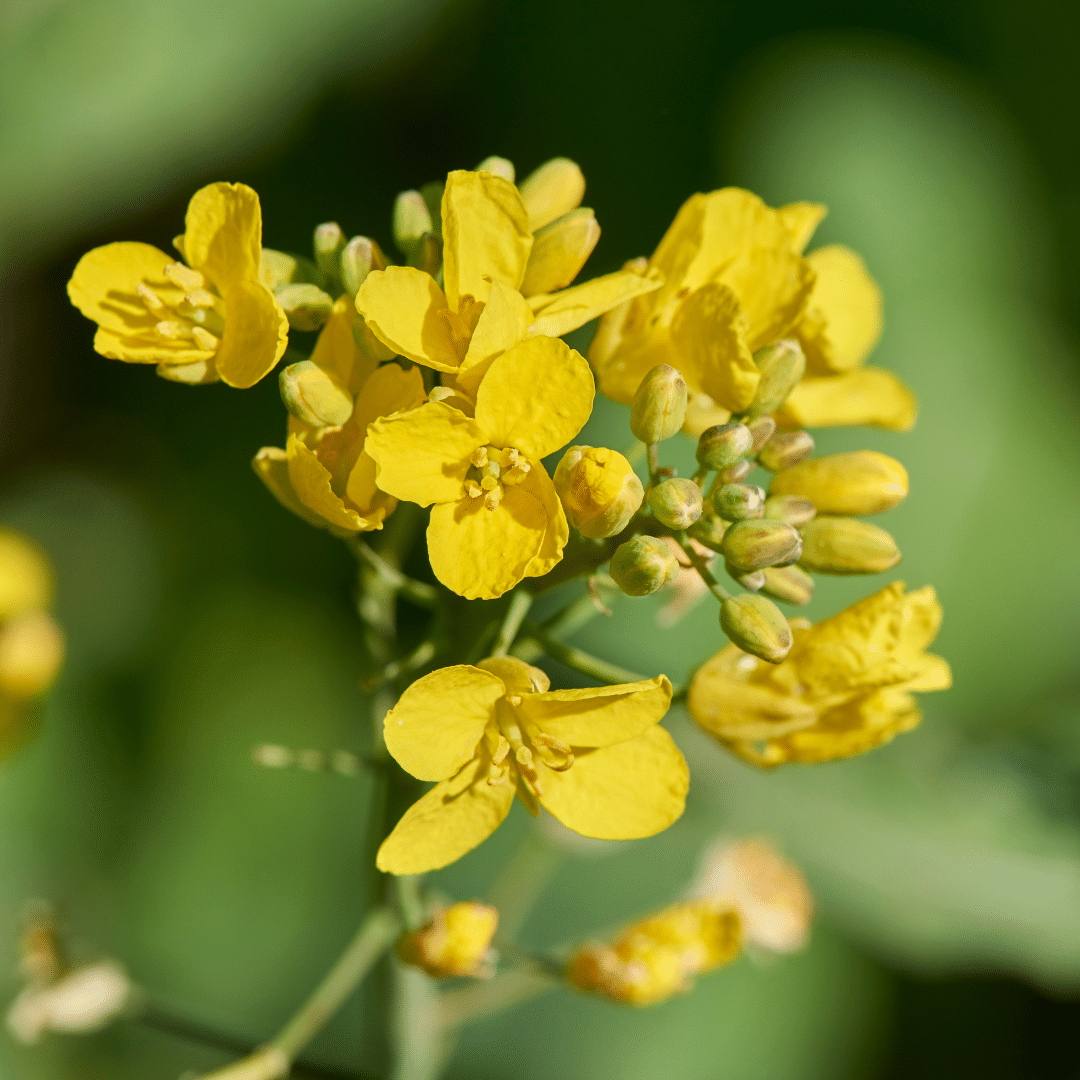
(688, 582), (951, 766)
(365, 336), (592, 598)
(376, 657), (686, 875)
(68, 182), (289, 388)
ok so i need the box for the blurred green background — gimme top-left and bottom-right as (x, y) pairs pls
(3, 0), (1080, 1076)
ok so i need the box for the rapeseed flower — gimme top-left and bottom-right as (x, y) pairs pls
(364, 336), (592, 598)
(376, 657), (686, 875)
(68, 183), (288, 388)
(688, 582), (950, 765)
(397, 902), (498, 979)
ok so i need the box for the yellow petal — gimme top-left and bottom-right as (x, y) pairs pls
(310, 296), (377, 396)
(347, 362), (426, 444)
(777, 367), (917, 431)
(383, 665), (504, 781)
(376, 753), (515, 875)
(536, 725), (688, 840)
(344, 452), (395, 522)
(715, 247), (816, 350)
(214, 281), (289, 389)
(587, 257), (648, 367)
(457, 280), (534, 394)
(516, 675), (671, 747)
(778, 202), (827, 254)
(441, 170), (533, 310)
(527, 268), (664, 338)
(594, 334), (678, 407)
(523, 463), (569, 581)
(473, 337), (593, 460)
(897, 583), (945, 655)
(355, 266), (460, 371)
(286, 433), (368, 532)
(156, 356), (219, 383)
(520, 207), (600, 296)
(903, 652), (952, 693)
(182, 182), (262, 291)
(427, 483), (546, 600)
(252, 447), (327, 528)
(669, 283), (759, 412)
(92, 326), (212, 365)
(798, 245), (883, 373)
(518, 157), (586, 232)
(365, 402), (485, 506)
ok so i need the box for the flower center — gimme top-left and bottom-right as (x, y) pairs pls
(462, 445), (532, 511)
(486, 698), (574, 793)
(137, 262), (226, 351)
(438, 293), (484, 361)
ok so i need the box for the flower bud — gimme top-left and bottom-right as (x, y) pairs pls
(518, 157), (586, 231)
(688, 514), (727, 553)
(770, 451), (909, 516)
(279, 360), (354, 428)
(397, 902), (498, 979)
(726, 564), (765, 591)
(554, 445), (644, 539)
(720, 519), (802, 573)
(720, 594), (793, 663)
(696, 423), (753, 471)
(762, 495), (816, 528)
(648, 478), (702, 530)
(747, 416), (777, 453)
(760, 565), (815, 606)
(275, 283), (335, 332)
(0, 612), (64, 698)
(798, 516), (901, 574)
(340, 236), (388, 297)
(714, 484), (766, 522)
(747, 339), (806, 419)
(609, 536), (680, 596)
(476, 155), (516, 182)
(392, 190), (434, 255)
(521, 208), (601, 295)
(718, 460), (752, 485)
(758, 430), (815, 472)
(631, 365), (687, 444)
(313, 222), (346, 281)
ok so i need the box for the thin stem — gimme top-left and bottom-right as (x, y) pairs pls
(437, 967), (557, 1031)
(522, 623), (647, 685)
(491, 591), (533, 657)
(692, 467), (709, 487)
(361, 639), (438, 692)
(394, 876), (426, 932)
(646, 442), (660, 482)
(675, 531), (730, 602)
(349, 538), (439, 611)
(540, 588), (612, 638)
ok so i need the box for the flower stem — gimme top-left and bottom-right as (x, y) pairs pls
(348, 538), (439, 610)
(675, 531), (730, 602)
(491, 590), (533, 657)
(522, 622), (647, 684)
(485, 827), (563, 943)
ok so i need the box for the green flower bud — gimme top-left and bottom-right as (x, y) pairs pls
(688, 513), (727, 553)
(648, 478), (702, 530)
(762, 495), (817, 528)
(279, 360), (354, 428)
(718, 460), (752, 485)
(696, 422), (753, 471)
(725, 564), (765, 591)
(393, 190), (434, 255)
(609, 536), (680, 596)
(770, 451), (909, 516)
(276, 283), (335, 332)
(313, 222), (346, 281)
(720, 594), (793, 664)
(521, 208), (601, 295)
(340, 236), (388, 297)
(799, 516), (901, 575)
(630, 365), (687, 444)
(476, 156), (516, 182)
(760, 565), (815, 605)
(407, 231), (442, 275)
(747, 415), (777, 453)
(419, 180), (444, 236)
(747, 339), (806, 419)
(720, 518), (802, 573)
(714, 483), (766, 522)
(554, 445), (644, 539)
(758, 430), (815, 472)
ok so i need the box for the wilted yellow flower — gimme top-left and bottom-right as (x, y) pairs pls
(365, 336), (592, 599)
(567, 900), (741, 1006)
(253, 299), (425, 534)
(68, 182), (289, 388)
(376, 657), (685, 875)
(688, 582), (951, 765)
(397, 902), (499, 978)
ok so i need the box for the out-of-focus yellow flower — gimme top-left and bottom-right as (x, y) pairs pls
(68, 183), (289, 388)
(688, 582), (951, 766)
(776, 366), (917, 432)
(356, 169), (660, 394)
(397, 902), (499, 978)
(376, 657), (685, 875)
(769, 450), (908, 516)
(365, 336), (592, 599)
(253, 298), (425, 534)
(567, 900), (741, 1006)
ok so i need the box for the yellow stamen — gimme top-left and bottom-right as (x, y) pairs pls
(185, 289), (216, 309)
(464, 479), (483, 499)
(163, 262), (205, 291)
(480, 476), (498, 491)
(136, 283), (164, 311)
(484, 487), (502, 512)
(507, 695), (522, 707)
(191, 326), (219, 350)
(533, 732), (574, 772)
(492, 735), (510, 766)
(470, 446), (489, 469)
(155, 320), (188, 339)
(502, 466), (528, 486)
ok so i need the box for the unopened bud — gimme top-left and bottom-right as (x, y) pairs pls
(340, 236), (387, 297)
(718, 460), (752, 485)
(696, 423), (753, 471)
(521, 208), (600, 295)
(760, 565), (815, 605)
(631, 365), (687, 444)
(0, 612), (64, 698)
(276, 283), (335, 332)
(419, 180), (444, 235)
(720, 594), (793, 663)
(758, 430), (814, 472)
(770, 451), (909, 516)
(280, 360), (354, 428)
(720, 519), (802, 573)
(747, 416), (777, 453)
(407, 231), (442, 275)
(762, 495), (816, 528)
(747, 340), (806, 419)
(648, 478), (702, 530)
(609, 536), (680, 596)
(392, 190), (434, 255)
(798, 516), (901, 574)
(259, 249), (325, 292)
(476, 156), (516, 183)
(313, 222), (346, 281)
(397, 902), (498, 979)
(726, 564), (765, 591)
(518, 157), (586, 231)
(714, 484), (766, 522)
(554, 445), (644, 539)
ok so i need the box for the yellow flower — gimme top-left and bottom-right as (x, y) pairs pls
(397, 902), (499, 978)
(376, 657), (686, 875)
(356, 169), (660, 395)
(68, 182), (289, 388)
(365, 336), (593, 599)
(688, 582), (951, 766)
(253, 297), (425, 533)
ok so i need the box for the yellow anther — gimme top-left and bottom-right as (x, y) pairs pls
(428, 386), (456, 403)
(507, 695), (522, 707)
(480, 475), (498, 491)
(155, 320), (188, 339)
(185, 289), (216, 309)
(533, 732), (574, 772)
(485, 460), (501, 480)
(484, 487), (502, 511)
(191, 327), (219, 350)
(492, 735), (510, 766)
(500, 447), (519, 468)
(162, 262), (205, 291)
(464, 479), (483, 498)
(470, 446), (489, 469)
(502, 466), (529, 486)
(136, 283), (164, 310)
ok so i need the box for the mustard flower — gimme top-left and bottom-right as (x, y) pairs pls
(397, 902), (498, 978)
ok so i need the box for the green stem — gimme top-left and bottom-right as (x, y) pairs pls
(437, 968), (558, 1031)
(675, 531), (730, 602)
(646, 442), (660, 482)
(394, 876), (426, 932)
(361, 640), (438, 692)
(522, 622), (647, 684)
(349, 538), (439, 611)
(491, 591), (533, 657)
(485, 828), (563, 943)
